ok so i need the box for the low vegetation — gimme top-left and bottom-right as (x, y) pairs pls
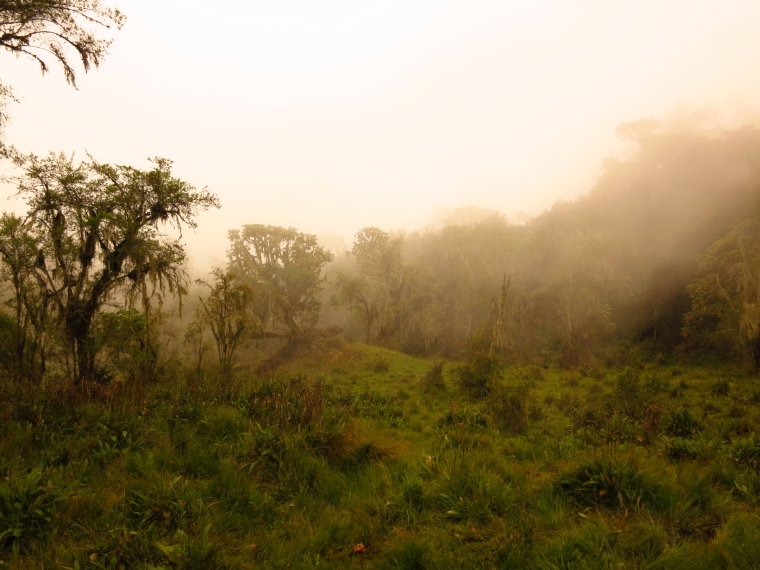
(1, 344), (760, 568)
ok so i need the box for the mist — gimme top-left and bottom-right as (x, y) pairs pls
(3, 1), (760, 270)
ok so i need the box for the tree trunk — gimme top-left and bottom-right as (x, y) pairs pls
(751, 336), (760, 372)
(65, 300), (96, 385)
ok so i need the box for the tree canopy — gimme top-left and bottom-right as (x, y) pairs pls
(0, 0), (124, 127)
(1, 150), (219, 383)
(227, 224), (333, 340)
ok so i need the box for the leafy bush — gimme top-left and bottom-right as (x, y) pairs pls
(248, 375), (346, 431)
(522, 364), (547, 382)
(380, 539), (431, 570)
(128, 476), (193, 532)
(420, 361), (446, 393)
(615, 368), (648, 420)
(454, 355), (501, 400)
(557, 391), (581, 415)
(434, 460), (515, 523)
(662, 436), (703, 460)
(664, 409), (701, 438)
(153, 524), (221, 569)
(727, 432), (760, 470)
(438, 401), (488, 428)
(489, 382), (531, 434)
(711, 378), (730, 396)
(574, 407), (604, 431)
(601, 414), (642, 444)
(557, 458), (662, 510)
(0, 468), (66, 549)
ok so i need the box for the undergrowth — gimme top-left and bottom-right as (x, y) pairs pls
(1, 345), (759, 568)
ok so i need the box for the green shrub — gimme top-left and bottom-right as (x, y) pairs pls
(438, 401), (488, 428)
(152, 524), (221, 569)
(557, 391), (581, 416)
(248, 375), (333, 431)
(128, 476), (194, 532)
(718, 513), (760, 568)
(557, 458), (662, 511)
(434, 460), (515, 523)
(420, 361), (446, 393)
(662, 436), (703, 461)
(455, 354), (501, 400)
(369, 357), (390, 373)
(615, 368), (647, 420)
(601, 414), (641, 444)
(664, 409), (701, 438)
(384, 473), (429, 524)
(710, 378), (730, 396)
(727, 432), (760, 470)
(538, 521), (620, 569)
(523, 364), (547, 382)
(0, 468), (66, 550)
(616, 520), (668, 563)
(489, 382), (531, 434)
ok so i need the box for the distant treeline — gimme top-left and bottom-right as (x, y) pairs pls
(324, 122), (760, 369)
(1, 121), (760, 385)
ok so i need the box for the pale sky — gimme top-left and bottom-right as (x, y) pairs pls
(2, 0), (760, 270)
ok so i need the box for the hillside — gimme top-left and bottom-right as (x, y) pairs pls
(2, 345), (760, 568)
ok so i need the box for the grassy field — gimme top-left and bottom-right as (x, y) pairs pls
(2, 343), (760, 569)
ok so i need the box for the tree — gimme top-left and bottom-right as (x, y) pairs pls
(349, 227), (407, 343)
(737, 218), (760, 369)
(331, 273), (377, 344)
(5, 150), (219, 384)
(183, 305), (211, 382)
(227, 225), (333, 340)
(95, 308), (146, 383)
(683, 217), (760, 369)
(0, 212), (49, 380)
(0, 0), (125, 127)
(197, 269), (254, 382)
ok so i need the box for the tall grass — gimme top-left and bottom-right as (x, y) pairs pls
(0, 348), (759, 568)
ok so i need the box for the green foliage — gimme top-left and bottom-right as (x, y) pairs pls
(455, 333), (503, 400)
(661, 436), (703, 461)
(228, 224), (333, 339)
(664, 409), (701, 438)
(152, 523), (220, 569)
(0, 312), (17, 373)
(601, 414), (641, 444)
(711, 378), (731, 396)
(2, 150), (219, 383)
(0, 468), (66, 549)
(614, 368), (648, 420)
(420, 361), (446, 393)
(380, 539), (431, 570)
(1, 346), (760, 568)
(727, 432), (760, 470)
(197, 269), (254, 381)
(0, 0), (125, 130)
(434, 458), (516, 523)
(557, 458), (663, 511)
(488, 381), (531, 434)
(683, 217), (760, 368)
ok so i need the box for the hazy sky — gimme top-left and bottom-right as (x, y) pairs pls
(2, 0), (760, 269)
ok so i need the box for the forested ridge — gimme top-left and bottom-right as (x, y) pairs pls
(325, 123), (760, 369)
(4, 121), (760, 383)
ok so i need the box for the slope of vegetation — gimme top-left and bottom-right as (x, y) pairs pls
(2, 344), (760, 569)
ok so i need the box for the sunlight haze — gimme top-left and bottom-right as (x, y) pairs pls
(2, 0), (760, 268)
